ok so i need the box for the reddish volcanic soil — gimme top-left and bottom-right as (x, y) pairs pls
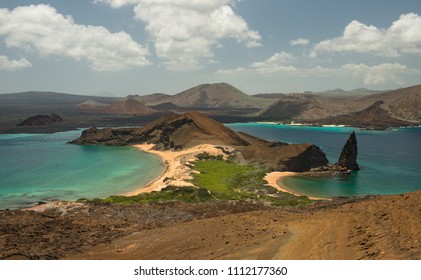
(1, 191), (420, 260)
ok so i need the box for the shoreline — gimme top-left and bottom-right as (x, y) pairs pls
(126, 144), (235, 196)
(264, 171), (330, 200)
(126, 144), (325, 200)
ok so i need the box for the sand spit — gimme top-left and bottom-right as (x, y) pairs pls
(127, 144), (236, 195)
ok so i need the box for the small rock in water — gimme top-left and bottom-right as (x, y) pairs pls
(337, 131), (359, 171)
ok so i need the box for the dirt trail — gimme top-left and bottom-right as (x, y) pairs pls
(65, 192), (421, 260)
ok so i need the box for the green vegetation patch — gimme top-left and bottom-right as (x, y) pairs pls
(190, 159), (258, 199)
(78, 185), (214, 205)
(81, 155), (312, 207)
(190, 159), (312, 206)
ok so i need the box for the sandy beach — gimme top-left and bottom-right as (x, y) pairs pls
(126, 143), (319, 199)
(264, 171), (299, 195)
(265, 171), (329, 200)
(126, 144), (236, 195)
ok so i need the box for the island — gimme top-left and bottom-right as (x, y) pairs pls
(1, 111), (420, 260)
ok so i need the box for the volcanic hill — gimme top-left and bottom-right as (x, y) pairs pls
(70, 111), (329, 172)
(102, 99), (156, 115)
(259, 84), (421, 128)
(138, 83), (274, 109)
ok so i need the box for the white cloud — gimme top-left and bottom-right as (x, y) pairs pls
(97, 0), (261, 70)
(340, 63), (409, 85)
(0, 55), (32, 71)
(250, 51), (296, 73)
(217, 51), (296, 75)
(95, 0), (230, 10)
(311, 13), (421, 58)
(217, 53), (417, 88)
(289, 38), (310, 46)
(94, 0), (143, 8)
(0, 4), (151, 71)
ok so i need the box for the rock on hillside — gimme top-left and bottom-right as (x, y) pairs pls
(70, 111), (329, 172)
(17, 114), (63, 126)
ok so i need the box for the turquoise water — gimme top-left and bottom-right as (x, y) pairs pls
(1, 124), (420, 208)
(0, 130), (164, 209)
(227, 123), (421, 198)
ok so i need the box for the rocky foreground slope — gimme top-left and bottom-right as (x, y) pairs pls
(70, 111), (329, 172)
(1, 191), (420, 260)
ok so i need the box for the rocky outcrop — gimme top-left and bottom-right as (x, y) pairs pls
(337, 131), (359, 171)
(69, 127), (138, 146)
(17, 114), (63, 126)
(237, 132), (329, 172)
(70, 111), (329, 172)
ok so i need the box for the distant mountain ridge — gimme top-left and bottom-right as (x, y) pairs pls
(1, 83), (419, 130)
(259, 84), (421, 128)
(0, 91), (118, 116)
(253, 88), (385, 100)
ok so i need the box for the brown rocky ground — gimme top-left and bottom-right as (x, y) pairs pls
(1, 191), (420, 260)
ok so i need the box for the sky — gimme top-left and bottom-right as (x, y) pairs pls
(0, 0), (420, 96)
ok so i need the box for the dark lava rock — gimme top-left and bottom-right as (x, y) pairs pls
(68, 127), (137, 146)
(17, 114), (63, 126)
(337, 131), (359, 171)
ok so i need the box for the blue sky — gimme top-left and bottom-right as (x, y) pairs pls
(0, 0), (420, 96)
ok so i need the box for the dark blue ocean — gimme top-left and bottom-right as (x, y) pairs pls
(0, 130), (164, 209)
(227, 123), (421, 198)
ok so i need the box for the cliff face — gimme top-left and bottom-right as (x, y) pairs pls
(17, 114), (63, 126)
(236, 132), (329, 172)
(337, 131), (359, 171)
(70, 111), (329, 172)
